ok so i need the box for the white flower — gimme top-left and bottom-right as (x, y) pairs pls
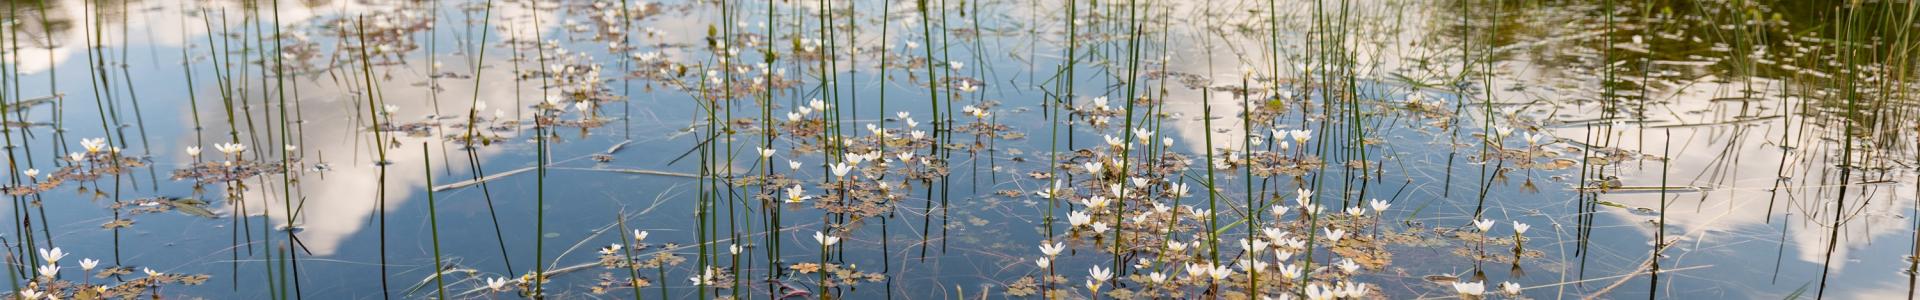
(1288, 129), (1312, 144)
(808, 98), (826, 110)
(1345, 206), (1366, 216)
(1088, 266), (1112, 282)
(730, 244), (743, 255)
(1513, 221), (1532, 235)
(1207, 265), (1232, 280)
(1500, 281), (1522, 295)
(1080, 196), (1111, 208)
(1304, 283), (1333, 300)
(1336, 281), (1369, 298)
(633, 230), (650, 242)
(1294, 189), (1314, 207)
(19, 169), (38, 179)
(80, 138), (107, 153)
(830, 162), (854, 177)
(79, 258), (100, 271)
(1335, 258), (1360, 273)
(1148, 272), (1168, 283)
(68, 152), (85, 162)
(1453, 281), (1486, 296)
(143, 267), (163, 277)
(1035, 257), (1051, 268)
(812, 231), (840, 246)
(17, 289), (42, 300)
(1039, 242), (1065, 257)
(1324, 228), (1346, 243)
(1277, 263), (1302, 279)
(1493, 126), (1513, 139)
(215, 143), (247, 155)
(1474, 219), (1496, 232)
(785, 185), (811, 203)
(486, 277), (510, 291)
(1369, 199), (1391, 213)
(1068, 211), (1092, 227)
(1089, 222), (1110, 234)
(1166, 240), (1190, 252)
(1131, 128), (1154, 141)
(757, 147), (776, 158)
(38, 248), (65, 262)
(1524, 132), (1547, 145)
(788, 160), (803, 170)
(1183, 262), (1210, 279)
(36, 264), (57, 278)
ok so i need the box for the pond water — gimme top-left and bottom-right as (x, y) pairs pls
(1, 0), (1916, 299)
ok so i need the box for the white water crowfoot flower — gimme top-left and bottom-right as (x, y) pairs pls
(80, 138), (107, 153)
(1287, 129), (1312, 144)
(185, 146), (202, 157)
(1335, 281), (1370, 298)
(1034, 257), (1051, 268)
(1067, 211), (1092, 227)
(487, 277), (511, 292)
(599, 243), (624, 255)
(1473, 219), (1496, 233)
(1079, 196), (1111, 209)
(1038, 242), (1065, 257)
(79, 258), (100, 271)
(17, 289), (43, 300)
(812, 231), (840, 246)
(214, 143), (247, 155)
(1369, 198), (1391, 212)
(143, 267), (163, 277)
(1089, 222), (1111, 234)
(1293, 188), (1314, 207)
(21, 169), (39, 179)
(1499, 281), (1522, 295)
(1523, 132), (1548, 146)
(1513, 221), (1532, 235)
(1335, 258), (1360, 273)
(1324, 228), (1347, 243)
(830, 162), (854, 177)
(1085, 266), (1113, 292)
(38, 247), (66, 262)
(756, 147), (776, 158)
(36, 263), (57, 278)
(784, 185), (811, 203)
(1303, 283), (1333, 300)
(1452, 280), (1486, 296)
